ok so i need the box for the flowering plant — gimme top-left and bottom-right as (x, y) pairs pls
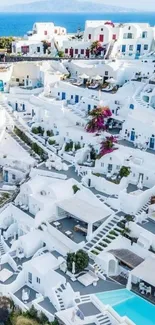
(86, 106), (112, 133)
(97, 136), (118, 158)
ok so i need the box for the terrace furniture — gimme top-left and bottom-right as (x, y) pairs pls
(146, 286), (152, 295)
(88, 83), (99, 89)
(53, 221), (62, 229)
(78, 271), (99, 287)
(65, 230), (73, 238)
(74, 224), (87, 234)
(22, 289), (30, 303)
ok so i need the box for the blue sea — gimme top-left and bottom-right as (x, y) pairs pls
(0, 12), (155, 37)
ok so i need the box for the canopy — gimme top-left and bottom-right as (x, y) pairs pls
(57, 196), (112, 224)
(106, 77), (117, 83)
(109, 249), (144, 269)
(93, 75), (103, 80)
(131, 257), (155, 287)
(79, 73), (89, 79)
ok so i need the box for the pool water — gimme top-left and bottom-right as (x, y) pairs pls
(96, 289), (155, 325)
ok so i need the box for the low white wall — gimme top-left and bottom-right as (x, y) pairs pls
(30, 167), (67, 180)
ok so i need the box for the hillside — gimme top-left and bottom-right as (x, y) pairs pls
(0, 0), (135, 13)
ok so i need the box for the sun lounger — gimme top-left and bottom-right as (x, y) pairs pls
(88, 83), (99, 89)
(78, 271), (99, 287)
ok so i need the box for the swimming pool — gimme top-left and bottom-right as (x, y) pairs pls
(96, 289), (155, 325)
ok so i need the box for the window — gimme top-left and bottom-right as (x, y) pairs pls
(128, 26), (131, 30)
(71, 95), (73, 99)
(36, 277), (40, 284)
(129, 45), (134, 51)
(144, 44), (148, 50)
(81, 136), (83, 140)
(44, 31), (47, 36)
(65, 48), (68, 54)
(88, 34), (91, 40)
(58, 92), (60, 96)
(101, 163), (104, 167)
(28, 272), (32, 284)
(81, 49), (84, 55)
(133, 173), (135, 177)
(101, 28), (103, 31)
(75, 49), (78, 54)
(37, 47), (40, 53)
(108, 163), (113, 171)
(12, 174), (16, 180)
(105, 71), (108, 76)
(146, 177), (149, 180)
(112, 34), (116, 40)
(123, 33), (133, 39)
(116, 165), (120, 170)
(142, 31), (147, 38)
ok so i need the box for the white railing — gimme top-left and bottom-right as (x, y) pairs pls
(33, 297), (55, 322)
(47, 222), (85, 252)
(10, 292), (29, 311)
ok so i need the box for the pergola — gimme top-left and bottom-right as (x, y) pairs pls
(57, 196), (112, 239)
(127, 257), (155, 290)
(109, 249), (144, 269)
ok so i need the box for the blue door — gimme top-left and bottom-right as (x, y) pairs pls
(130, 130), (135, 141)
(15, 102), (18, 111)
(88, 104), (91, 113)
(4, 171), (8, 182)
(137, 44), (141, 53)
(75, 95), (79, 103)
(23, 103), (25, 111)
(150, 137), (155, 149)
(0, 80), (4, 92)
(62, 92), (66, 100)
(122, 45), (126, 53)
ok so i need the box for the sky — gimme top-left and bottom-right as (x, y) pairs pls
(3, 0), (155, 10)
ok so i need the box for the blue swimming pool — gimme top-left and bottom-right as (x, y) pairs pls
(96, 289), (155, 325)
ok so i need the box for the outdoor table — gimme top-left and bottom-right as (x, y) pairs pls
(53, 221), (61, 228)
(65, 230), (73, 238)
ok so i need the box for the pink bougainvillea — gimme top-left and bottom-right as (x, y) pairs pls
(97, 136), (118, 158)
(86, 106), (112, 133)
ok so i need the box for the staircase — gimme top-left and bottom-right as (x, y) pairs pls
(104, 41), (115, 59)
(55, 284), (66, 310)
(90, 263), (106, 280)
(96, 313), (111, 325)
(84, 213), (124, 258)
(0, 239), (5, 255)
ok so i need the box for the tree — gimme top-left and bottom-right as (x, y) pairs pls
(119, 166), (130, 178)
(0, 307), (9, 324)
(39, 311), (49, 324)
(67, 250), (89, 274)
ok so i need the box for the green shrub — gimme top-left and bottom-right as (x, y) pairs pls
(75, 143), (81, 151)
(48, 139), (56, 145)
(119, 166), (130, 178)
(32, 127), (39, 134)
(46, 130), (54, 137)
(91, 250), (99, 255)
(92, 173), (101, 177)
(65, 141), (73, 152)
(103, 238), (111, 244)
(95, 246), (103, 251)
(72, 185), (80, 194)
(100, 242), (107, 247)
(67, 250), (89, 274)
